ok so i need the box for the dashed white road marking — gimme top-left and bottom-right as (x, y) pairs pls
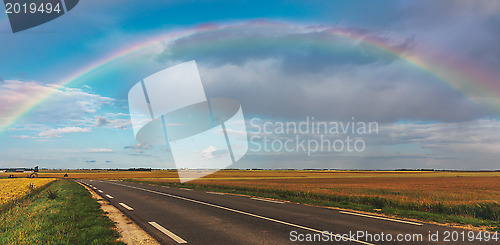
(119, 202), (134, 211)
(149, 222), (187, 244)
(100, 181), (373, 245)
(180, 188), (192, 191)
(97, 190), (103, 193)
(339, 211), (423, 226)
(206, 191), (225, 195)
(105, 194), (113, 199)
(250, 197), (284, 204)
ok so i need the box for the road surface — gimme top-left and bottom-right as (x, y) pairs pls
(77, 180), (498, 244)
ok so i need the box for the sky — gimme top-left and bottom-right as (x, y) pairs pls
(0, 0), (499, 170)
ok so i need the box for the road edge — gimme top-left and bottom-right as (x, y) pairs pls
(76, 181), (160, 245)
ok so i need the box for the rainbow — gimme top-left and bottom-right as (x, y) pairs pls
(2, 20), (500, 133)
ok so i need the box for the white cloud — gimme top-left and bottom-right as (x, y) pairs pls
(84, 148), (114, 153)
(244, 117), (500, 169)
(123, 143), (152, 154)
(425, 143), (500, 154)
(8, 124), (49, 132)
(94, 116), (110, 127)
(200, 146), (228, 160)
(108, 118), (131, 129)
(0, 80), (114, 130)
(378, 119), (500, 155)
(38, 127), (91, 138)
(124, 143), (153, 150)
(12, 135), (33, 139)
(94, 116), (131, 129)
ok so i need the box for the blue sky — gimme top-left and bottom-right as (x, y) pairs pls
(1, 0), (500, 170)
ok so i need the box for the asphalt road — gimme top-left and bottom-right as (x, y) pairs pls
(77, 180), (498, 245)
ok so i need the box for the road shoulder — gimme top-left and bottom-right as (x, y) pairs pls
(78, 181), (160, 245)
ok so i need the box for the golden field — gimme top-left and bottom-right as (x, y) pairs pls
(6, 170), (496, 206)
(183, 171), (500, 205)
(0, 178), (56, 207)
(109, 170), (499, 206)
(1, 170), (496, 229)
(1, 170), (497, 227)
(0, 170), (178, 179)
(127, 170), (500, 227)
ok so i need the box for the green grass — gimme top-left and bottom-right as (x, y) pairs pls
(0, 179), (123, 245)
(124, 179), (500, 232)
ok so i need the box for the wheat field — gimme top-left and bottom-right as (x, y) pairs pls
(0, 178), (56, 207)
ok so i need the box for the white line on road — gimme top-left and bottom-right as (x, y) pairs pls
(149, 184), (169, 188)
(101, 181), (373, 245)
(105, 194), (113, 199)
(250, 197), (284, 204)
(97, 190), (103, 193)
(149, 222), (187, 244)
(206, 191), (225, 195)
(339, 211), (423, 226)
(119, 202), (134, 211)
(180, 188), (192, 191)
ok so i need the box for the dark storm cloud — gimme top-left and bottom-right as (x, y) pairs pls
(197, 59), (489, 123)
(151, 20), (498, 123)
(156, 26), (409, 74)
(399, 0), (500, 73)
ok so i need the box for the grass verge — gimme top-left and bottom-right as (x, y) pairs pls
(123, 179), (499, 232)
(0, 179), (124, 245)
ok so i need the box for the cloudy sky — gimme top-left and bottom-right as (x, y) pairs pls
(0, 0), (499, 170)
